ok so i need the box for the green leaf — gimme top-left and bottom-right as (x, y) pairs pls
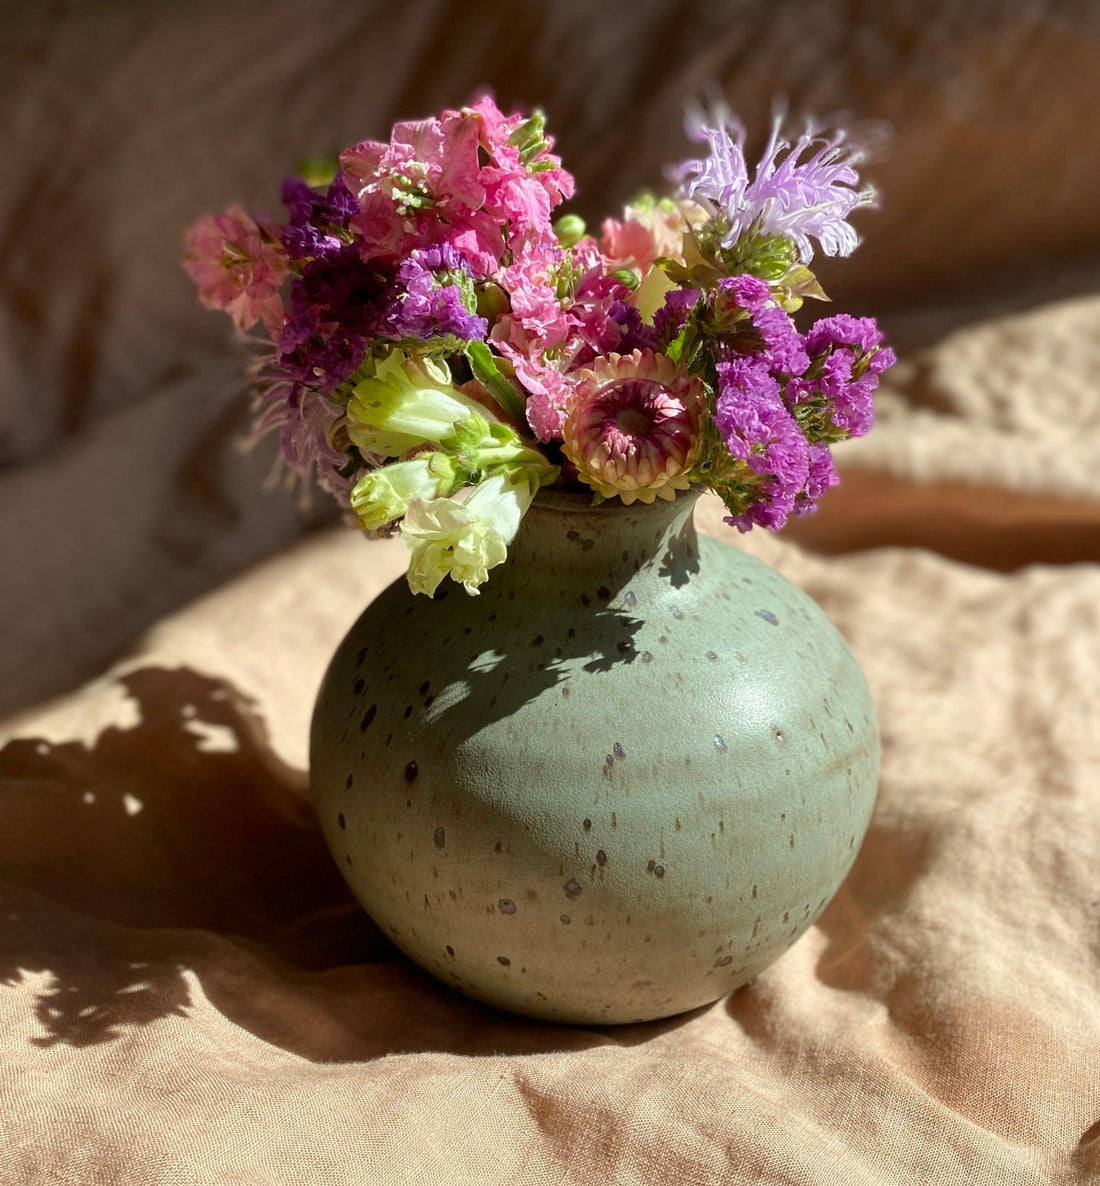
(465, 341), (528, 425)
(774, 264), (829, 312)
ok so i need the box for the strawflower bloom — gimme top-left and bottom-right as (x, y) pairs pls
(563, 350), (705, 504)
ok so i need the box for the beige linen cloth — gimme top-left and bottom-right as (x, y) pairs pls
(3, 296), (1100, 1184)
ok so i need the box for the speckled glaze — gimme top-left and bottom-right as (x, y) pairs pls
(311, 490), (879, 1024)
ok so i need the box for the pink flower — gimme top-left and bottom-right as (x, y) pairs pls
(562, 350), (705, 504)
(183, 206), (288, 334)
(600, 200), (688, 277)
(339, 97), (574, 275)
(341, 112), (503, 271)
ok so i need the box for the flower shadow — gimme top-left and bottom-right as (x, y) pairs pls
(0, 665), (695, 1060)
(355, 577), (647, 743)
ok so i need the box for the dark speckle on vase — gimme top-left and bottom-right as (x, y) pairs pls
(498, 898), (516, 915)
(433, 827), (445, 848)
(756, 609), (779, 625)
(564, 878), (582, 899)
(497, 955), (510, 966)
(613, 741), (625, 760)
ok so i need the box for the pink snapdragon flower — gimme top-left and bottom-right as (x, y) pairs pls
(340, 97), (574, 275)
(492, 240), (638, 440)
(183, 206), (288, 334)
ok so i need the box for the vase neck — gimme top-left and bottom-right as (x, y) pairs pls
(498, 489), (701, 599)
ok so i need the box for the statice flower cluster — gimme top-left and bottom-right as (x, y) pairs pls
(184, 95), (893, 595)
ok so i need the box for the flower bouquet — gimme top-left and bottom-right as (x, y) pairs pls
(185, 96), (893, 596)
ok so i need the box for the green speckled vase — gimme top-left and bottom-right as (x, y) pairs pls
(311, 489), (878, 1024)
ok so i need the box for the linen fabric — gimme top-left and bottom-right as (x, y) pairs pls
(2, 412), (1099, 1183)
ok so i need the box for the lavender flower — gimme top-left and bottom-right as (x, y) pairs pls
(797, 444), (839, 514)
(653, 288), (701, 347)
(673, 103), (876, 263)
(249, 368), (359, 499)
(280, 175), (357, 262)
(608, 299), (659, 353)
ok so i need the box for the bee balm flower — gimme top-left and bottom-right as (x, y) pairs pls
(563, 350), (705, 505)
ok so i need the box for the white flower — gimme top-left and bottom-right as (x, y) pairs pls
(401, 468), (542, 596)
(346, 350), (495, 458)
(350, 453), (465, 532)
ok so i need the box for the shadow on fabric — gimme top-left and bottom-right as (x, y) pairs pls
(0, 665), (698, 1060)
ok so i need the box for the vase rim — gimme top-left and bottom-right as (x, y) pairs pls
(531, 484), (703, 516)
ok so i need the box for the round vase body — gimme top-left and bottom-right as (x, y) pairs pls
(311, 492), (878, 1024)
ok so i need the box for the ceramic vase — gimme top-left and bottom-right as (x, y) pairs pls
(311, 490), (878, 1024)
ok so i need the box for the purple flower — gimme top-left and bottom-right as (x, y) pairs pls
(249, 371), (359, 499)
(713, 354), (810, 532)
(711, 274), (809, 376)
(653, 288), (701, 347)
(385, 247), (488, 342)
(277, 245), (389, 391)
(787, 313), (894, 440)
(795, 444), (839, 515)
(280, 174), (358, 262)
(609, 300), (659, 353)
(804, 312), (884, 356)
(672, 103), (875, 262)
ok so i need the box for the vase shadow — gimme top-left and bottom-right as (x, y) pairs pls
(0, 664), (698, 1060)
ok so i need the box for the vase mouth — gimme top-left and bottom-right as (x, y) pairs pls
(531, 484), (703, 516)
